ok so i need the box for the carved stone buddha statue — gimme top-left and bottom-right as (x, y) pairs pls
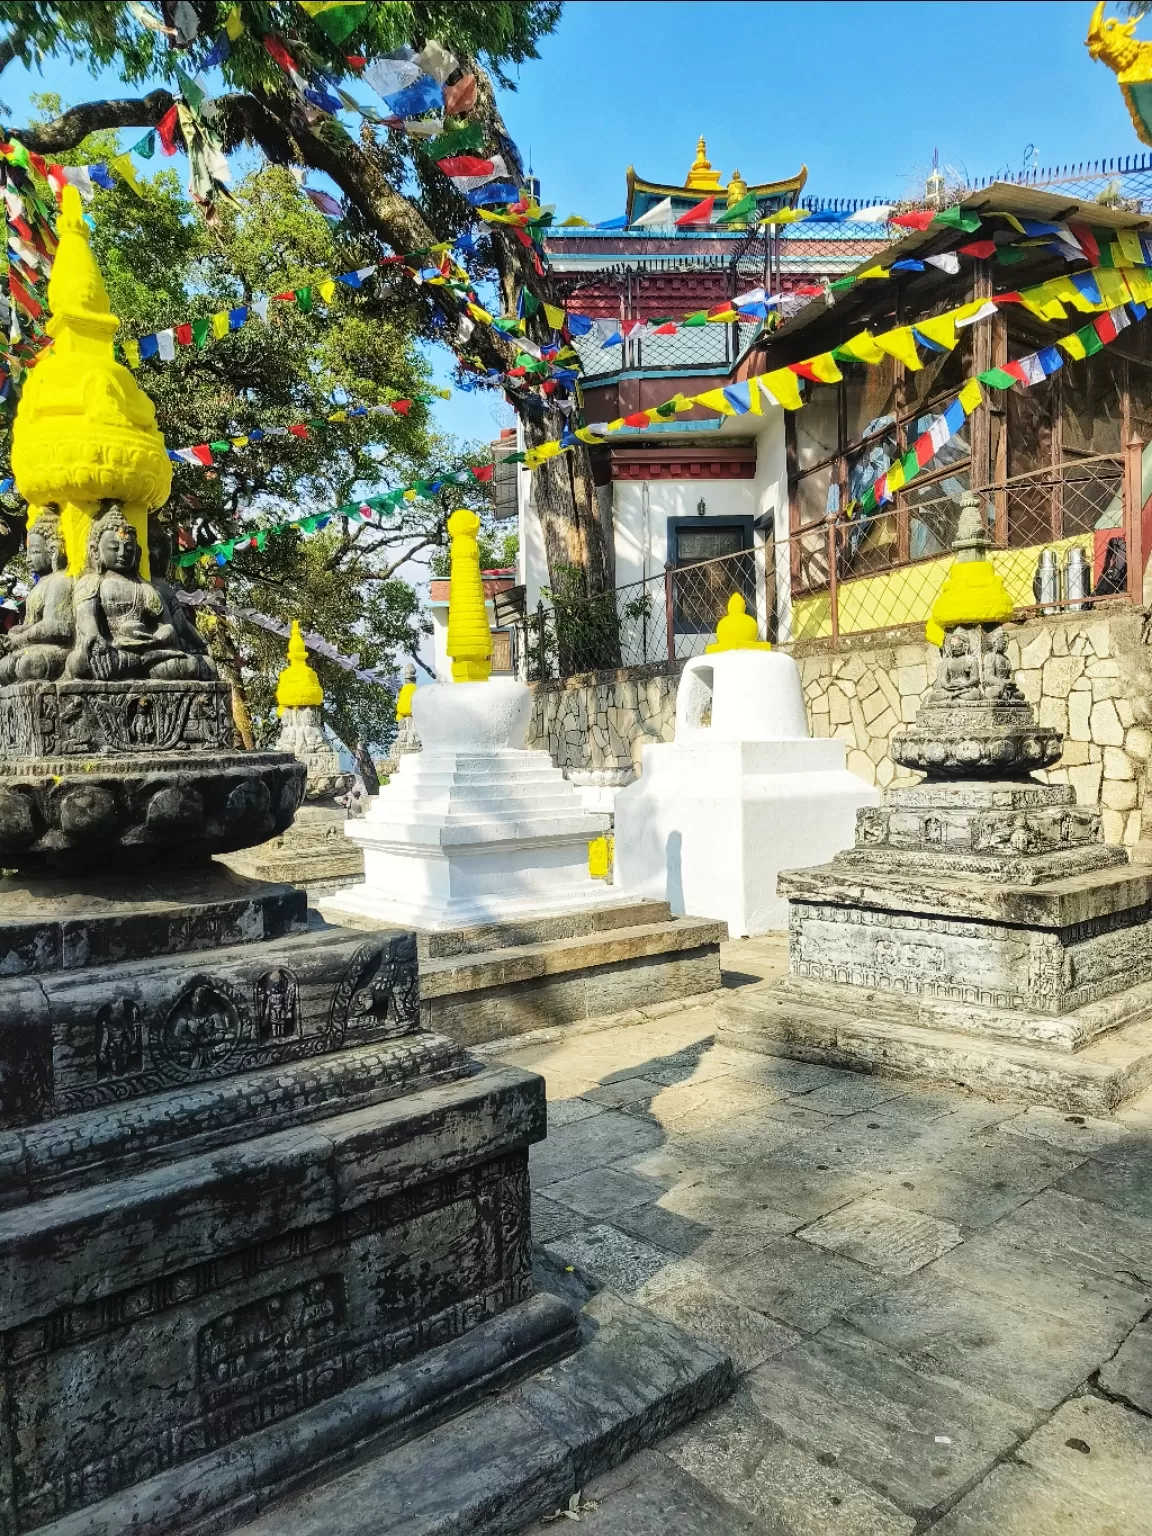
(66, 503), (214, 681)
(0, 506), (74, 682)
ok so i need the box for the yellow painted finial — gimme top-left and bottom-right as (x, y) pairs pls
(924, 495), (1014, 647)
(706, 593), (771, 653)
(686, 135), (722, 191)
(727, 169), (749, 205)
(276, 620), (324, 711)
(446, 508), (493, 683)
(11, 183), (170, 576)
(396, 679), (416, 719)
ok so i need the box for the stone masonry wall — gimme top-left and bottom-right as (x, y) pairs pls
(526, 608), (1152, 851)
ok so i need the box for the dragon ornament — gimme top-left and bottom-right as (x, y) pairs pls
(1087, 1), (1152, 144)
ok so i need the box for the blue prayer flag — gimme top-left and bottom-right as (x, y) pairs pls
(139, 334), (159, 359)
(466, 181), (518, 207)
(942, 398), (966, 435)
(384, 74), (444, 117)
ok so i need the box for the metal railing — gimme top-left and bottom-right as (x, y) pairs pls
(521, 446), (1144, 682)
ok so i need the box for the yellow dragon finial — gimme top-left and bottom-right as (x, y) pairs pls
(1087, 2), (1152, 144)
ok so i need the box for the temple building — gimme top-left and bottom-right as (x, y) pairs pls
(518, 158), (1152, 658)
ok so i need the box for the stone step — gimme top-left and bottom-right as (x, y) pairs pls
(418, 899), (675, 959)
(717, 985), (1152, 1115)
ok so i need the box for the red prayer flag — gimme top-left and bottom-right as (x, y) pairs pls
(7, 273), (41, 319)
(890, 210), (935, 231)
(623, 411), (650, 427)
(788, 361), (827, 383)
(541, 379), (557, 395)
(443, 74), (477, 116)
(263, 36), (300, 75)
(27, 150), (47, 178)
(1069, 224), (1100, 266)
(1094, 312), (1119, 344)
(437, 155), (497, 179)
(471, 464), (495, 481)
(175, 322), (192, 346)
(156, 103), (181, 156)
(794, 285), (823, 297)
(345, 55), (366, 68)
(1002, 361), (1029, 383)
(11, 215), (33, 243)
(273, 290), (296, 301)
(914, 434), (935, 468)
(391, 399), (412, 415)
(958, 240), (997, 259)
(288, 424), (309, 439)
(652, 323), (677, 335)
(675, 195), (714, 227)
(191, 444), (214, 466)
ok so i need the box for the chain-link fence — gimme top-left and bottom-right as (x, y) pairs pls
(520, 452), (1141, 681)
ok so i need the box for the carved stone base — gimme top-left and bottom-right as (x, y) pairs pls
(0, 678), (233, 757)
(0, 874), (566, 1534)
(0, 750), (305, 869)
(217, 804), (364, 899)
(891, 702), (1063, 778)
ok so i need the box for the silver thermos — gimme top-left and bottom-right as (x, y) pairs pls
(1033, 548), (1060, 613)
(1064, 545), (1091, 609)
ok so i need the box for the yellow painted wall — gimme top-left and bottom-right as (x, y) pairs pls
(792, 536), (1095, 640)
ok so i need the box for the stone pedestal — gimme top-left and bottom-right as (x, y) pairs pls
(0, 869), (577, 1534)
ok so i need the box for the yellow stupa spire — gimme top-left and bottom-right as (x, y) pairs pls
(686, 135), (722, 192)
(396, 677), (416, 719)
(276, 620), (324, 710)
(445, 508), (492, 682)
(706, 593), (771, 653)
(924, 494), (1014, 647)
(11, 184), (170, 576)
(726, 169), (749, 205)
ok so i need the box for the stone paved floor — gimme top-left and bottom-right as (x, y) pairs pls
(500, 936), (1152, 1535)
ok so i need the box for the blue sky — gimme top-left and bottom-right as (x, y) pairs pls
(1, 1), (1141, 448)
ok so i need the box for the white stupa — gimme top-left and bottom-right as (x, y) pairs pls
(320, 510), (615, 931)
(614, 595), (879, 937)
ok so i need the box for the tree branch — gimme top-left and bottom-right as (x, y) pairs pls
(364, 536), (437, 581)
(10, 89), (175, 151)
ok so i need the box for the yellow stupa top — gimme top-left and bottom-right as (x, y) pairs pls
(445, 508), (493, 682)
(276, 620), (324, 710)
(726, 170), (750, 206)
(686, 136), (722, 192)
(396, 679), (416, 719)
(924, 496), (1014, 647)
(11, 184), (170, 575)
(705, 593), (772, 653)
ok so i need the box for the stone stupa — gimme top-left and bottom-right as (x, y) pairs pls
(219, 620), (364, 896)
(721, 494), (1152, 1112)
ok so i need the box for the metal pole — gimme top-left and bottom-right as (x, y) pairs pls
(664, 561), (676, 663)
(1125, 433), (1144, 605)
(536, 599), (548, 681)
(826, 515), (840, 646)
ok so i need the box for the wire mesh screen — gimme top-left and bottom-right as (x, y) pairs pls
(522, 456), (1133, 680)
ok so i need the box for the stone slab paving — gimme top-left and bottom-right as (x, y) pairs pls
(503, 935), (1152, 1534)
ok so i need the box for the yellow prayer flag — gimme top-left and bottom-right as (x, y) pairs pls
(543, 303), (566, 329)
(745, 378), (762, 415)
(318, 279), (337, 303)
(958, 378), (984, 415)
(606, 418), (626, 432)
(838, 331), (885, 365)
(1110, 242), (1135, 269)
(912, 313), (959, 351)
(1118, 228), (1146, 267)
(1059, 333), (1089, 361)
(109, 152), (143, 196)
(525, 441), (564, 468)
(1097, 269), (1131, 308)
(574, 426), (606, 444)
(467, 302), (493, 323)
(1126, 266), (1152, 305)
(857, 266), (890, 281)
(874, 325), (922, 371)
(759, 209), (810, 225)
(231, 436), (249, 448)
(224, 3), (244, 39)
(706, 309), (738, 323)
(803, 352), (844, 384)
(886, 459), (906, 494)
(328, 411), (347, 423)
(560, 215), (591, 227)
(211, 312), (230, 340)
(693, 387), (738, 416)
(759, 369), (803, 411)
(1047, 276), (1105, 313)
(122, 339), (140, 368)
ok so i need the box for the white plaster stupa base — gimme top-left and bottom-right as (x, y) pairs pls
(319, 745), (616, 932)
(614, 738), (880, 938)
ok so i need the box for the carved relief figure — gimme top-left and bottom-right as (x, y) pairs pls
(147, 521), (215, 667)
(937, 630), (980, 699)
(160, 980), (242, 1072)
(0, 508), (74, 682)
(255, 967), (299, 1040)
(95, 997), (144, 1079)
(66, 503), (214, 681)
(981, 630), (1019, 700)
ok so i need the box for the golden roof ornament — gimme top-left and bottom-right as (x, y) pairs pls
(726, 169), (750, 206)
(686, 136), (722, 192)
(11, 185), (171, 576)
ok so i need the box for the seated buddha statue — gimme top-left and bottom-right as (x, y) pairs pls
(147, 520), (215, 667)
(65, 503), (214, 681)
(0, 506), (75, 682)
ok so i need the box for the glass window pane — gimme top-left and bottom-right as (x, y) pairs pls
(843, 357), (899, 442)
(903, 470), (973, 559)
(909, 409), (970, 474)
(795, 382), (839, 470)
(676, 525), (746, 562)
(904, 332), (970, 413)
(1062, 352), (1123, 456)
(846, 430), (898, 507)
(1009, 375), (1056, 478)
(796, 463), (834, 526)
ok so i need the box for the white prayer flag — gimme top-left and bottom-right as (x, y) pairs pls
(633, 197), (673, 228)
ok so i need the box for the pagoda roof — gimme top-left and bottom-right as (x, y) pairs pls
(626, 162), (807, 223)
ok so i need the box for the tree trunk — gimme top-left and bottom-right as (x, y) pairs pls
(201, 613), (256, 748)
(328, 714), (382, 795)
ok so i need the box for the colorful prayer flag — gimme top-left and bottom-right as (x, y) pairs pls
(675, 195), (715, 227)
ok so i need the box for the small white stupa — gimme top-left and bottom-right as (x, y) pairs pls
(614, 594), (879, 937)
(320, 510), (615, 931)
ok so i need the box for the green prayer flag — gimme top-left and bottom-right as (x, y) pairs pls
(131, 130), (155, 160)
(295, 286), (313, 313)
(716, 192), (758, 225)
(191, 316), (212, 348)
(978, 366), (1020, 389)
(649, 315), (675, 326)
(256, 530), (269, 550)
(931, 206), (982, 233)
(1078, 324), (1105, 356)
(175, 67), (206, 114)
(521, 290), (540, 317)
(901, 449), (919, 482)
(425, 122), (485, 159)
(995, 246), (1028, 264)
(682, 312), (708, 327)
(1098, 242), (1116, 269)
(5, 141), (30, 170)
(654, 401), (678, 418)
(209, 440), (231, 453)
(300, 1), (364, 44)
(829, 277), (857, 292)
